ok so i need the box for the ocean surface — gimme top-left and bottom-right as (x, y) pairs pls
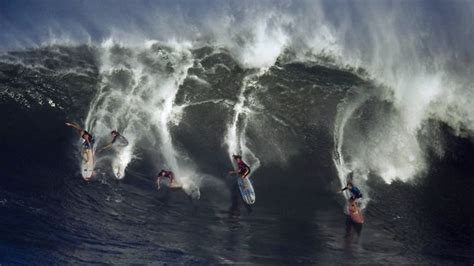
(0, 1), (473, 264)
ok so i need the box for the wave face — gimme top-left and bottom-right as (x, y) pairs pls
(1, 1), (474, 264)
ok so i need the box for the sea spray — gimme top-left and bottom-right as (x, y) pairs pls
(85, 39), (200, 198)
(225, 72), (265, 173)
(332, 91), (371, 210)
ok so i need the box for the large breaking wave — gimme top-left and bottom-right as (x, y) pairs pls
(1, 0), (473, 264)
(3, 0), (473, 186)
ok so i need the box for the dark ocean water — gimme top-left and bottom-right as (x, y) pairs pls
(0, 45), (472, 264)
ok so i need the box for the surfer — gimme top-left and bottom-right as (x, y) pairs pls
(156, 169), (175, 190)
(100, 130), (129, 151)
(228, 155), (251, 179)
(65, 122), (95, 163)
(228, 155), (253, 217)
(339, 181), (363, 202)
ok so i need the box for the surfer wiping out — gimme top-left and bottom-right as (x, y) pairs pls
(99, 130), (129, 152)
(65, 122), (95, 161)
(156, 169), (176, 190)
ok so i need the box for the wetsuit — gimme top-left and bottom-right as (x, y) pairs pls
(342, 186), (363, 201)
(158, 170), (174, 182)
(81, 131), (95, 149)
(237, 161), (251, 177)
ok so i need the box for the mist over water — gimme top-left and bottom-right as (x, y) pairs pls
(1, 0), (473, 264)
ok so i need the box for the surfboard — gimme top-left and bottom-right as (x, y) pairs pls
(169, 181), (183, 189)
(112, 159), (124, 179)
(112, 164), (124, 179)
(158, 178), (183, 189)
(348, 202), (364, 224)
(81, 148), (94, 180)
(237, 177), (256, 205)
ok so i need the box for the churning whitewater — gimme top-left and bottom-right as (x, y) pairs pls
(0, 0), (473, 264)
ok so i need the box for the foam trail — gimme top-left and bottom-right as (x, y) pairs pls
(226, 73), (262, 173)
(333, 93), (371, 209)
(150, 44), (201, 199)
(112, 144), (133, 179)
(84, 40), (145, 179)
(83, 39), (200, 198)
(155, 78), (183, 171)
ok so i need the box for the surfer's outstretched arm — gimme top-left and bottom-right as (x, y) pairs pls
(337, 187), (346, 193)
(65, 122), (82, 130)
(65, 122), (85, 138)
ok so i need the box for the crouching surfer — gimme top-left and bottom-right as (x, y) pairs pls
(99, 130), (129, 152)
(339, 180), (364, 224)
(65, 122), (95, 162)
(339, 181), (363, 202)
(228, 155), (253, 217)
(98, 130), (129, 179)
(228, 155), (251, 180)
(156, 169), (178, 190)
(66, 122), (95, 180)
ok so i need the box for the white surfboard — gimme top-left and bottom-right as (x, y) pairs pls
(237, 177), (256, 205)
(112, 159), (124, 179)
(169, 181), (183, 189)
(112, 165), (124, 179)
(158, 178), (183, 189)
(81, 148), (94, 180)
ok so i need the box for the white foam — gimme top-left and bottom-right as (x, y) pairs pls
(225, 72), (265, 173)
(84, 40), (202, 197)
(5, 1), (473, 188)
